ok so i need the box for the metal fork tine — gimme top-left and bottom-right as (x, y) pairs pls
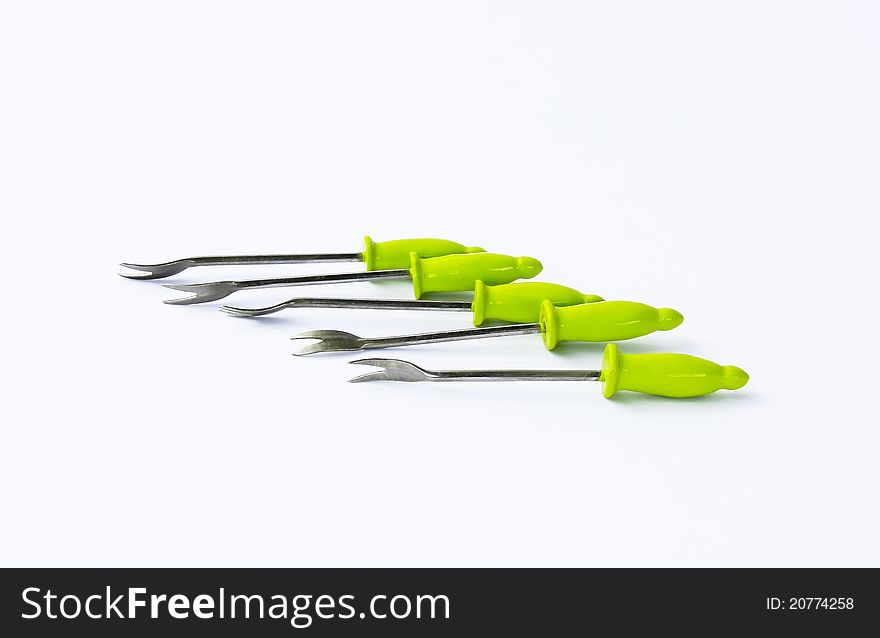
(119, 262), (155, 271)
(349, 358), (397, 369)
(119, 272), (160, 280)
(162, 295), (205, 306)
(162, 283), (208, 293)
(219, 301), (292, 317)
(348, 370), (392, 383)
(290, 339), (334, 356)
(289, 329), (350, 340)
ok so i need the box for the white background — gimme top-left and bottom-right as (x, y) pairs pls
(1, 1), (878, 567)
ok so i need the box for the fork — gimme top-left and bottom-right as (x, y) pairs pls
(291, 300), (683, 355)
(348, 344), (750, 399)
(119, 236), (484, 279)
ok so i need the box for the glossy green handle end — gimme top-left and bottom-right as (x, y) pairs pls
(601, 343), (749, 398)
(470, 281), (603, 325)
(539, 300), (684, 350)
(363, 236), (485, 270)
(410, 253), (542, 299)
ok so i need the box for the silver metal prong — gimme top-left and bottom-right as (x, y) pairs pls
(220, 300), (296, 317)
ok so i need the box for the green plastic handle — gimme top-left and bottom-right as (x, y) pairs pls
(601, 343), (749, 398)
(410, 253), (542, 298)
(470, 281), (603, 326)
(538, 300), (684, 349)
(363, 237), (485, 270)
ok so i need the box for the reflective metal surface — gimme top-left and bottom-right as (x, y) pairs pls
(290, 323), (541, 356)
(348, 358), (602, 383)
(119, 253), (363, 280)
(220, 298), (473, 317)
(161, 269), (411, 305)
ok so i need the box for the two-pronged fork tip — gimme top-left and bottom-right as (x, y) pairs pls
(345, 358), (429, 382)
(160, 282), (236, 305)
(348, 358), (393, 383)
(118, 260), (190, 280)
(290, 333), (327, 356)
(118, 263), (162, 280)
(289, 330), (365, 356)
(161, 283), (202, 305)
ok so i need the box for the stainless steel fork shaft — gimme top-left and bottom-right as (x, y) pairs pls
(181, 253), (362, 266)
(418, 369), (601, 381)
(231, 269), (411, 291)
(358, 323), (541, 350)
(222, 297), (473, 317)
(347, 358), (604, 383)
(163, 268), (414, 304)
(120, 253), (363, 280)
